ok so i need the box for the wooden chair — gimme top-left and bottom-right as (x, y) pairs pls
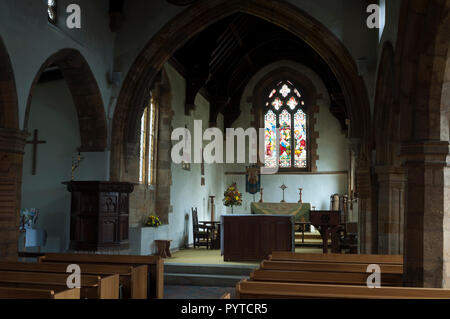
(192, 208), (213, 249)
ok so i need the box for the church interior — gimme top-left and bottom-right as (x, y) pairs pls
(0, 0), (449, 300)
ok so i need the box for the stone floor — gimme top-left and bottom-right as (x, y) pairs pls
(164, 285), (235, 299)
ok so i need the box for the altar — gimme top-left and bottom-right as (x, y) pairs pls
(250, 202), (311, 222)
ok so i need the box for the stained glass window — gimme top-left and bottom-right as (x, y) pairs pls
(48, 0), (57, 24)
(139, 95), (158, 186)
(264, 80), (307, 169)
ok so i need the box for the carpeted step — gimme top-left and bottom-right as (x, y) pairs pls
(165, 273), (247, 287)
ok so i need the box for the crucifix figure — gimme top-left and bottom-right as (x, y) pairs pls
(280, 184), (288, 203)
(26, 129), (47, 175)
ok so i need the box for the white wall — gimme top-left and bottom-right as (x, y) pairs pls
(21, 80), (109, 252)
(0, 0), (115, 131)
(224, 60), (349, 213)
(164, 63), (225, 250)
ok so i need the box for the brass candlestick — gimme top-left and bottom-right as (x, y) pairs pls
(280, 184), (288, 203)
(71, 151), (84, 180)
(259, 188), (264, 203)
(298, 188), (303, 203)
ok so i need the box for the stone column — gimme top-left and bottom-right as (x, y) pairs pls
(0, 128), (27, 260)
(375, 166), (406, 255)
(401, 141), (450, 287)
(350, 138), (374, 254)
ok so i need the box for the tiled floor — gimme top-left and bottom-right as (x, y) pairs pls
(164, 285), (235, 299)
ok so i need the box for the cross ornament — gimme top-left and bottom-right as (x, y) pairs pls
(26, 129), (47, 175)
(280, 184), (288, 203)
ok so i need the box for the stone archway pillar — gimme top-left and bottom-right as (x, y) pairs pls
(350, 138), (374, 254)
(401, 140), (450, 288)
(0, 128), (27, 260)
(375, 166), (405, 255)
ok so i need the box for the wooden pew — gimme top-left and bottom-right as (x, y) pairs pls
(270, 252), (403, 264)
(39, 253), (164, 299)
(0, 261), (147, 299)
(0, 287), (80, 299)
(220, 292), (231, 299)
(250, 269), (403, 286)
(236, 280), (450, 299)
(0, 270), (119, 299)
(261, 260), (403, 274)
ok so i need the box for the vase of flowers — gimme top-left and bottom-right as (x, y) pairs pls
(223, 183), (242, 214)
(144, 215), (161, 227)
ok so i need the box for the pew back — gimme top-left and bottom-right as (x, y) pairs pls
(0, 287), (80, 299)
(236, 280), (450, 299)
(0, 261), (147, 299)
(39, 253), (163, 299)
(0, 270), (119, 299)
(270, 252), (403, 264)
(250, 269), (402, 286)
(261, 260), (403, 274)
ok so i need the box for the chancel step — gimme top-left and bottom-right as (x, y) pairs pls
(165, 263), (254, 287)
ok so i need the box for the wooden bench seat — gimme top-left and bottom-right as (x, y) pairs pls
(39, 253), (163, 299)
(261, 260), (403, 274)
(0, 261), (146, 299)
(0, 270), (119, 299)
(270, 252), (403, 264)
(236, 280), (450, 299)
(250, 269), (402, 286)
(0, 287), (80, 299)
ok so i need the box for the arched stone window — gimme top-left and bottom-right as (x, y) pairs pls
(264, 80), (308, 169)
(139, 94), (158, 187)
(252, 66), (319, 172)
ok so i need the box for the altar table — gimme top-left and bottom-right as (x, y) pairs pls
(250, 202), (311, 222)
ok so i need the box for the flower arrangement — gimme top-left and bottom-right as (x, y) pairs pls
(144, 215), (161, 227)
(223, 183), (242, 214)
(19, 208), (39, 231)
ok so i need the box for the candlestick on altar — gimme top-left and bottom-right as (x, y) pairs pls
(259, 188), (264, 203)
(71, 151), (84, 181)
(280, 184), (288, 203)
(298, 188), (303, 203)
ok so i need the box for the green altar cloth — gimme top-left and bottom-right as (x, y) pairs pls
(250, 202), (311, 222)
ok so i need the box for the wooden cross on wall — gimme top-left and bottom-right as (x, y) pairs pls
(26, 129), (47, 175)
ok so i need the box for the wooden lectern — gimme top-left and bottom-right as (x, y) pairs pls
(63, 181), (134, 251)
(310, 210), (342, 253)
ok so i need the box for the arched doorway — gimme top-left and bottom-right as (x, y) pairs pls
(20, 49), (108, 251)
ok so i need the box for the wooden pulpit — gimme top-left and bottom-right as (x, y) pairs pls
(310, 210), (342, 254)
(63, 181), (134, 251)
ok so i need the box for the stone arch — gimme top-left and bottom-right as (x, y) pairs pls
(396, 1), (450, 142)
(0, 36), (18, 129)
(24, 49), (107, 152)
(373, 41), (400, 166)
(110, 0), (370, 180)
(127, 69), (174, 226)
